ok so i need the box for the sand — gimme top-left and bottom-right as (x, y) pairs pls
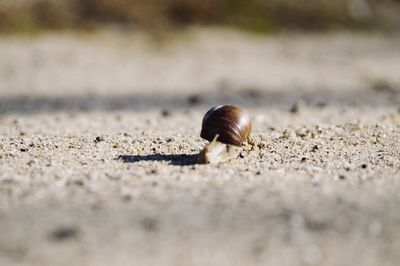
(0, 28), (400, 266)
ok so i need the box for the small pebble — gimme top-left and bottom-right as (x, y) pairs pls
(49, 226), (80, 241)
(187, 95), (202, 105)
(290, 99), (306, 113)
(94, 136), (104, 143)
(258, 141), (267, 149)
(161, 109), (171, 117)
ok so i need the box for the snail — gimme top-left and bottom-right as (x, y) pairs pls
(199, 105), (252, 164)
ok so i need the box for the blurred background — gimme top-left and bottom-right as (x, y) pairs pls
(0, 0), (400, 111)
(1, 0), (400, 33)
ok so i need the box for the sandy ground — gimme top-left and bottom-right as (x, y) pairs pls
(0, 28), (400, 266)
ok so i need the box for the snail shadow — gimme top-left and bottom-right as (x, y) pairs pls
(117, 153), (199, 166)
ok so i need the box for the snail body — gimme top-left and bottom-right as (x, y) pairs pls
(199, 134), (240, 164)
(200, 105), (252, 146)
(199, 105), (252, 164)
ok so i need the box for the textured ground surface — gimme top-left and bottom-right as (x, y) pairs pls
(0, 29), (400, 266)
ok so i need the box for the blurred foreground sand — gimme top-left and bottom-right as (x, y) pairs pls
(0, 29), (400, 266)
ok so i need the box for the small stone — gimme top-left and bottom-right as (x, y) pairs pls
(121, 194), (132, 201)
(296, 128), (310, 138)
(281, 129), (295, 139)
(140, 217), (158, 232)
(49, 226), (80, 241)
(161, 109), (171, 117)
(68, 180), (84, 186)
(258, 141), (267, 149)
(371, 79), (395, 93)
(290, 99), (306, 113)
(311, 145), (319, 152)
(187, 95), (202, 105)
(150, 168), (159, 175)
(94, 136), (104, 143)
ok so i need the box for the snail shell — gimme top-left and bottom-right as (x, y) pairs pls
(200, 105), (252, 146)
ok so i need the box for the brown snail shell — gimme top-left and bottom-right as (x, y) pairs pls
(200, 105), (252, 146)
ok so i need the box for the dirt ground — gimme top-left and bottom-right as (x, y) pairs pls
(0, 28), (400, 266)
